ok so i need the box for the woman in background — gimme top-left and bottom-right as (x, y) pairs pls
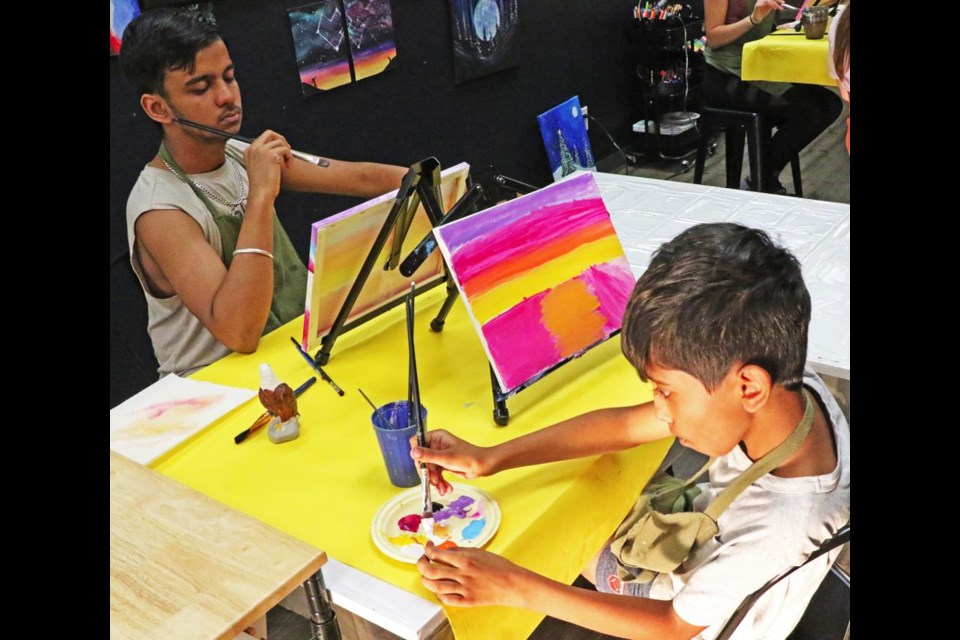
(702, 0), (843, 193)
(828, 1), (850, 154)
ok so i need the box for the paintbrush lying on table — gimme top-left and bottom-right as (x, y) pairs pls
(406, 282), (434, 531)
(173, 117), (327, 166)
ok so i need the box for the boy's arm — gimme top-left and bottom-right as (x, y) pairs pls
(134, 203), (274, 352)
(412, 403), (672, 495)
(490, 403), (670, 471)
(418, 544), (705, 640)
(280, 153), (407, 199)
(134, 131), (290, 352)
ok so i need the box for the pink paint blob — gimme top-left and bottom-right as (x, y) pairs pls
(579, 258), (635, 333)
(141, 396), (219, 419)
(397, 514), (422, 532)
(482, 291), (561, 391)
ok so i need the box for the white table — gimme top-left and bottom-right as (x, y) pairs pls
(593, 172), (850, 380)
(281, 172), (851, 639)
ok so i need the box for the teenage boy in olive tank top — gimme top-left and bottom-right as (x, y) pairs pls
(120, 8), (407, 377)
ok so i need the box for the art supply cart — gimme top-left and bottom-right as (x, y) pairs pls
(627, 6), (706, 168)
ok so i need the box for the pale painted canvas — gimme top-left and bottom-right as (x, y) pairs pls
(110, 375), (255, 464)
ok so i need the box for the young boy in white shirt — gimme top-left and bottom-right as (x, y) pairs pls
(411, 222), (850, 640)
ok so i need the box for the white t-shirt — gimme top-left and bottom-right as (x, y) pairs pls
(648, 369), (850, 640)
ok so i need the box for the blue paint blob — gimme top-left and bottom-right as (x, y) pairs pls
(461, 517), (487, 541)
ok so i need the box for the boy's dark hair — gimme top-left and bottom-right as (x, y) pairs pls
(621, 222), (810, 392)
(119, 7), (222, 97)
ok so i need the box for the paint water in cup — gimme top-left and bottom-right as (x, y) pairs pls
(371, 400), (427, 488)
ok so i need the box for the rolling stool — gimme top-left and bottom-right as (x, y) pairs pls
(693, 106), (803, 197)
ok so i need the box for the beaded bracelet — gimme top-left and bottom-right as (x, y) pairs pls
(233, 247), (275, 260)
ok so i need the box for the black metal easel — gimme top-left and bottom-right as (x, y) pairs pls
(314, 157), (483, 365)
(313, 159), (578, 428)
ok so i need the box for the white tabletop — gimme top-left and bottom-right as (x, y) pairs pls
(591, 172), (850, 380)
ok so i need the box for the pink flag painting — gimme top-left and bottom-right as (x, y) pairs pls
(433, 173), (636, 393)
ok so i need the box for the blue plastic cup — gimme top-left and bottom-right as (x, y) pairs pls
(371, 401), (427, 488)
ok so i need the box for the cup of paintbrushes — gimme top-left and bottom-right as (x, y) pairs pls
(371, 400), (427, 487)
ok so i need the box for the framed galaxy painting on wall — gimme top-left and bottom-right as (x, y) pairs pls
(288, 0), (398, 97)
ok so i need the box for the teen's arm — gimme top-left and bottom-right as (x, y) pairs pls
(134, 131), (289, 352)
(704, 0), (783, 49)
(418, 544), (705, 640)
(411, 402), (671, 495)
(279, 148), (407, 198)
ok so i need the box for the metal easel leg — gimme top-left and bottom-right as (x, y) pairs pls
(490, 366), (509, 426)
(303, 570), (341, 640)
(430, 274), (460, 332)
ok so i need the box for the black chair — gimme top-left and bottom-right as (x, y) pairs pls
(693, 106), (803, 197)
(714, 521), (851, 640)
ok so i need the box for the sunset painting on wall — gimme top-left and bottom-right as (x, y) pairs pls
(433, 173), (635, 392)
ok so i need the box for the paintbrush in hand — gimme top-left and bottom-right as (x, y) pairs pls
(173, 117), (327, 166)
(406, 282), (433, 523)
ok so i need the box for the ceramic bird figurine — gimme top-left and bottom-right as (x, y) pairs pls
(258, 363), (301, 443)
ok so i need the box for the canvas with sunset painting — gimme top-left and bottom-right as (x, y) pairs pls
(433, 173), (635, 393)
(302, 163), (471, 352)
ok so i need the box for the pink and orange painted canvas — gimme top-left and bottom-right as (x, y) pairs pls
(433, 173), (635, 393)
(302, 163), (470, 352)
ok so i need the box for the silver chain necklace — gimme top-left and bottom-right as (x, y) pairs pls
(162, 155), (248, 207)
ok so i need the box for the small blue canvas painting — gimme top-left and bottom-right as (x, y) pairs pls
(537, 96), (596, 182)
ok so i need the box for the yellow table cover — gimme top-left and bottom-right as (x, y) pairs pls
(153, 287), (671, 639)
(742, 33), (834, 86)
